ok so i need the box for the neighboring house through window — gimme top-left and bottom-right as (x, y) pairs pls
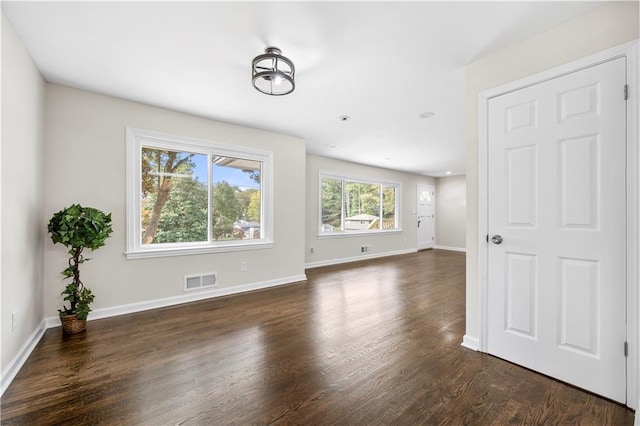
(319, 172), (401, 235)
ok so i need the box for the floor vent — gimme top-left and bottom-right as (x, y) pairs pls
(184, 273), (217, 291)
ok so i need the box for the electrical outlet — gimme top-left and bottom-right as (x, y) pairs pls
(310, 247), (315, 253)
(11, 311), (17, 332)
(240, 261), (248, 272)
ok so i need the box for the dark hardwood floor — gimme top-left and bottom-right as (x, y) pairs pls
(1, 250), (633, 425)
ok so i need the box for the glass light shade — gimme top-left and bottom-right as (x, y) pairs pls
(251, 47), (295, 96)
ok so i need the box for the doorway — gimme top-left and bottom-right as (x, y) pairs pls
(487, 57), (626, 402)
(417, 184), (434, 250)
(477, 42), (638, 406)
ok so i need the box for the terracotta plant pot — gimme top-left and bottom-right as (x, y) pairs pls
(60, 313), (87, 334)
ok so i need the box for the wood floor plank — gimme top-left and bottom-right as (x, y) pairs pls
(1, 250), (633, 425)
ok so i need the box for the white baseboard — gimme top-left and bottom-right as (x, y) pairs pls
(461, 334), (479, 351)
(434, 245), (467, 253)
(1, 319), (47, 397)
(305, 248), (417, 269)
(45, 274), (308, 328)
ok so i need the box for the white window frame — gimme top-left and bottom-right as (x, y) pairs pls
(125, 127), (274, 259)
(318, 171), (402, 237)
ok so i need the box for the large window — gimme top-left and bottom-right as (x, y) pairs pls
(126, 128), (273, 258)
(320, 173), (400, 235)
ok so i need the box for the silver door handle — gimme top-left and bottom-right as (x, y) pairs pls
(491, 235), (503, 245)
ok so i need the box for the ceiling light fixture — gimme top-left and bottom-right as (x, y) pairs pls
(251, 46), (295, 96)
(445, 171), (453, 175)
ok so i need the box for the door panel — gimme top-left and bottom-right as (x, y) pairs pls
(559, 257), (599, 355)
(505, 252), (537, 339)
(559, 135), (599, 228)
(487, 57), (626, 403)
(507, 145), (537, 227)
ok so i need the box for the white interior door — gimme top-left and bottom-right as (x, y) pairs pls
(417, 184), (434, 250)
(487, 57), (627, 402)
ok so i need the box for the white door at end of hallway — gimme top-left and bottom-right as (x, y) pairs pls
(417, 184), (434, 250)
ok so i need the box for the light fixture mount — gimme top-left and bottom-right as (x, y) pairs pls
(251, 46), (295, 96)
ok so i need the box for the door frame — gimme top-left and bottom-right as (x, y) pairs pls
(477, 41), (639, 408)
(417, 184), (435, 250)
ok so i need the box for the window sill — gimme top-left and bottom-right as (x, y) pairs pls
(316, 229), (402, 239)
(125, 240), (275, 259)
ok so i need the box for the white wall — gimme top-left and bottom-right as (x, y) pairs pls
(1, 13), (45, 379)
(435, 175), (466, 250)
(305, 154), (435, 267)
(43, 84), (306, 318)
(465, 2), (639, 341)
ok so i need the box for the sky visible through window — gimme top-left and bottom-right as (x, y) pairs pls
(191, 155), (260, 190)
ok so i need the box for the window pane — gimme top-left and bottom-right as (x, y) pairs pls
(382, 186), (396, 229)
(344, 182), (380, 230)
(321, 178), (343, 232)
(141, 148), (208, 244)
(212, 156), (262, 240)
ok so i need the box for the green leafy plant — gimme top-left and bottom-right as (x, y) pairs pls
(48, 204), (113, 320)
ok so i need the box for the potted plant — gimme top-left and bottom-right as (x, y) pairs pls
(48, 204), (113, 334)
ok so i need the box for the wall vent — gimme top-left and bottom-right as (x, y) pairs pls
(184, 272), (217, 291)
(360, 245), (372, 253)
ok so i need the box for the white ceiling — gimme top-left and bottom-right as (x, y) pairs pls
(2, 1), (603, 177)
